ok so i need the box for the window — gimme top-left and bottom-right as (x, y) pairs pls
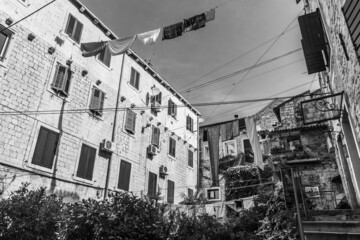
(206, 187), (220, 201)
(125, 109), (136, 134)
(167, 180), (175, 204)
(51, 63), (72, 96)
(343, 0), (360, 57)
(76, 144), (96, 181)
(148, 171), (157, 198)
(32, 127), (59, 169)
(243, 139), (254, 163)
(188, 188), (194, 198)
(151, 92), (162, 115)
(89, 88), (105, 116)
(203, 145), (209, 160)
(168, 99), (177, 118)
(118, 160), (131, 191)
(223, 140), (237, 157)
(65, 14), (83, 44)
(188, 149), (194, 168)
(97, 46), (111, 67)
(169, 137), (176, 157)
(129, 67), (140, 90)
(0, 25), (13, 61)
(186, 116), (194, 132)
(151, 126), (160, 147)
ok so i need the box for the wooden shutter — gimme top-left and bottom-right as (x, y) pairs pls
(343, 0), (360, 56)
(187, 116), (193, 132)
(65, 14), (76, 36)
(298, 10), (327, 74)
(32, 127), (59, 169)
(148, 172), (157, 198)
(188, 149), (194, 167)
(156, 92), (162, 104)
(186, 116), (190, 130)
(52, 65), (67, 91)
(64, 70), (72, 94)
(73, 20), (83, 43)
(168, 99), (172, 115)
(135, 70), (140, 89)
(118, 160), (131, 191)
(151, 126), (160, 147)
(90, 88), (100, 110)
(167, 180), (175, 204)
(77, 144), (96, 180)
(146, 92), (150, 106)
(130, 68), (140, 89)
(169, 138), (176, 157)
(130, 68), (135, 87)
(125, 109), (136, 133)
(99, 91), (105, 115)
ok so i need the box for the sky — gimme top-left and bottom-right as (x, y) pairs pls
(80, 0), (317, 125)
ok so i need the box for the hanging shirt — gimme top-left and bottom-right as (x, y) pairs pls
(81, 41), (107, 57)
(107, 36), (137, 56)
(162, 22), (184, 40)
(138, 28), (161, 45)
(183, 13), (206, 32)
(205, 9), (216, 22)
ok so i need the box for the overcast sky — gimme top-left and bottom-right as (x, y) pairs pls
(80, 0), (316, 125)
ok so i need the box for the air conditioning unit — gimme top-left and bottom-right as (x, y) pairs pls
(101, 139), (115, 153)
(159, 165), (168, 175)
(153, 102), (161, 112)
(147, 145), (159, 155)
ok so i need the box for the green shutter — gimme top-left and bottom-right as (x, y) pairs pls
(167, 180), (175, 204)
(77, 144), (96, 180)
(118, 160), (131, 191)
(73, 20), (83, 43)
(65, 15), (76, 36)
(151, 126), (160, 147)
(125, 109), (136, 133)
(148, 172), (157, 198)
(188, 149), (193, 167)
(32, 127), (59, 169)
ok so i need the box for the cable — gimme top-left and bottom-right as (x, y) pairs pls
(179, 48), (302, 94)
(208, 10), (303, 117)
(0, 0), (57, 34)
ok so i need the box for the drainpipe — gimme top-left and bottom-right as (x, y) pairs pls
(104, 53), (126, 200)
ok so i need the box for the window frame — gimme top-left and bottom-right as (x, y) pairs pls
(148, 171), (157, 198)
(168, 99), (177, 118)
(186, 115), (194, 132)
(30, 126), (60, 171)
(129, 67), (140, 90)
(75, 144), (97, 182)
(151, 125), (160, 147)
(167, 179), (175, 204)
(124, 108), (137, 134)
(223, 139), (237, 157)
(169, 137), (176, 158)
(117, 160), (132, 191)
(342, 0), (360, 59)
(0, 25), (14, 63)
(206, 187), (221, 201)
(188, 149), (194, 168)
(65, 13), (83, 44)
(50, 63), (73, 97)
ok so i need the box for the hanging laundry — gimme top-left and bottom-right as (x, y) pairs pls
(183, 13), (206, 32)
(81, 41), (107, 57)
(107, 35), (137, 56)
(245, 116), (264, 170)
(162, 22), (184, 40)
(138, 28), (161, 45)
(220, 124), (227, 142)
(205, 8), (216, 22)
(225, 122), (234, 140)
(208, 125), (220, 187)
(233, 119), (240, 137)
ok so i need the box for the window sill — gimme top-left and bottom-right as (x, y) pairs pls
(72, 175), (95, 185)
(122, 128), (136, 139)
(127, 82), (141, 93)
(47, 89), (70, 102)
(88, 111), (104, 121)
(168, 154), (176, 161)
(61, 32), (81, 48)
(187, 166), (194, 170)
(17, 0), (30, 7)
(25, 161), (55, 174)
(169, 115), (178, 122)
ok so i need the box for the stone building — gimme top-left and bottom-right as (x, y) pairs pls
(0, 0), (200, 204)
(296, 0), (360, 208)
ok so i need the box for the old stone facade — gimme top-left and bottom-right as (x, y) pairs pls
(298, 0), (360, 208)
(0, 0), (200, 204)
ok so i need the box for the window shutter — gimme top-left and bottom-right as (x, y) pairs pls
(148, 172), (157, 198)
(186, 116), (190, 130)
(99, 91), (105, 115)
(77, 145), (88, 179)
(343, 0), (360, 55)
(298, 11), (327, 74)
(168, 99), (172, 115)
(85, 146), (96, 180)
(65, 15), (76, 36)
(125, 109), (136, 133)
(188, 149), (193, 168)
(73, 21), (83, 43)
(118, 160), (131, 191)
(52, 65), (67, 91)
(157, 92), (162, 104)
(167, 180), (175, 204)
(169, 138), (176, 157)
(135, 71), (140, 89)
(151, 126), (160, 147)
(146, 92), (150, 106)
(90, 88), (101, 111)
(64, 70), (72, 94)
(188, 188), (194, 198)
(77, 144), (96, 180)
(32, 127), (59, 169)
(130, 68), (135, 87)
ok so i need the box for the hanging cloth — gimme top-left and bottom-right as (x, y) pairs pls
(183, 13), (206, 32)
(233, 119), (240, 137)
(205, 9), (216, 22)
(80, 41), (107, 57)
(245, 116), (264, 170)
(225, 122), (234, 140)
(220, 124), (227, 142)
(138, 28), (161, 45)
(263, 140), (271, 155)
(162, 22), (184, 40)
(207, 125), (220, 187)
(107, 35), (137, 56)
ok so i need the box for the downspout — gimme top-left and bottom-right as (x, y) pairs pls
(104, 53), (126, 200)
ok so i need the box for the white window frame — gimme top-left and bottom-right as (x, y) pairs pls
(223, 139), (237, 157)
(72, 140), (97, 185)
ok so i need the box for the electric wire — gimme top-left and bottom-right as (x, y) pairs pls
(0, 0), (57, 34)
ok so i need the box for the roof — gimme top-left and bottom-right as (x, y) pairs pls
(265, 124), (328, 134)
(70, 0), (201, 117)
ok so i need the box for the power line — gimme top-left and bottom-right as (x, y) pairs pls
(0, 0), (57, 34)
(207, 10), (303, 117)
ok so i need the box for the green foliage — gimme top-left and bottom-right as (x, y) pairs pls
(0, 183), (63, 240)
